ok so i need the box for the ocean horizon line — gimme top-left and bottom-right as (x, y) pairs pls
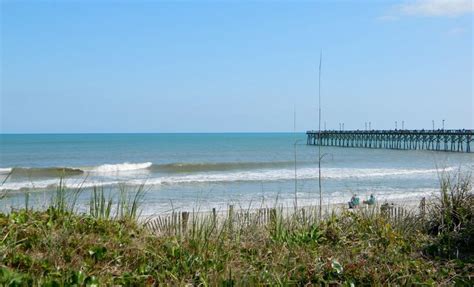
(0, 131), (309, 136)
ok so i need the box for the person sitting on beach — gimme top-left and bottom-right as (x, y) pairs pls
(348, 194), (360, 209)
(363, 194), (375, 206)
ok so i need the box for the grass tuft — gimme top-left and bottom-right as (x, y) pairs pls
(425, 169), (474, 259)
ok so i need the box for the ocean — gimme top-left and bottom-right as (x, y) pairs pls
(1, 133), (473, 215)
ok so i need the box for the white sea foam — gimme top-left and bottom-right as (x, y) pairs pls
(0, 179), (59, 191)
(0, 179), (121, 192)
(90, 162), (153, 173)
(130, 166), (446, 186)
(1, 166), (449, 191)
(0, 168), (13, 174)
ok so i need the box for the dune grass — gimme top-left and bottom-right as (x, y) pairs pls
(0, 172), (473, 285)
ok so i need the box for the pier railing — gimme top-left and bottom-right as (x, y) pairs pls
(306, 129), (473, 152)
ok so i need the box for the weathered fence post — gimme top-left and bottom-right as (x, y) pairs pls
(181, 211), (189, 233)
(228, 205), (234, 232)
(380, 203), (391, 218)
(419, 197), (426, 219)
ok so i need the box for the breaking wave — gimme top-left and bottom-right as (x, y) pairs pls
(0, 166), (449, 192)
(4, 167), (84, 177)
(0, 162), (154, 179)
(0, 168), (13, 174)
(151, 161), (297, 173)
(90, 162), (153, 173)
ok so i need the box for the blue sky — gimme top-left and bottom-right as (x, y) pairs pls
(1, 0), (472, 133)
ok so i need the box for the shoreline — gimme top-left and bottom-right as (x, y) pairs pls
(1, 186), (433, 218)
(142, 195), (428, 231)
(140, 192), (431, 218)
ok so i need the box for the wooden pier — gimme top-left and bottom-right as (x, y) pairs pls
(306, 129), (473, 153)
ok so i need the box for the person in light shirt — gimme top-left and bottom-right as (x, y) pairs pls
(363, 194), (376, 206)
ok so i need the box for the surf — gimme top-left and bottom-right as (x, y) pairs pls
(0, 166), (450, 191)
(89, 162), (153, 173)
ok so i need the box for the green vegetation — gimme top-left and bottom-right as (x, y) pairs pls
(425, 170), (474, 261)
(0, 173), (473, 285)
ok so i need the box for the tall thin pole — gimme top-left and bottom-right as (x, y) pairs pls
(294, 105), (296, 134)
(294, 141), (298, 208)
(294, 106), (298, 209)
(318, 51), (322, 219)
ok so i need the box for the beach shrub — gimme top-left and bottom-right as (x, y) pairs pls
(425, 170), (474, 259)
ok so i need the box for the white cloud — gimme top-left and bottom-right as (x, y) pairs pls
(378, 0), (473, 20)
(398, 0), (473, 17)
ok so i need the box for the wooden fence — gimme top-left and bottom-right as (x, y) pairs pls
(145, 199), (427, 234)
